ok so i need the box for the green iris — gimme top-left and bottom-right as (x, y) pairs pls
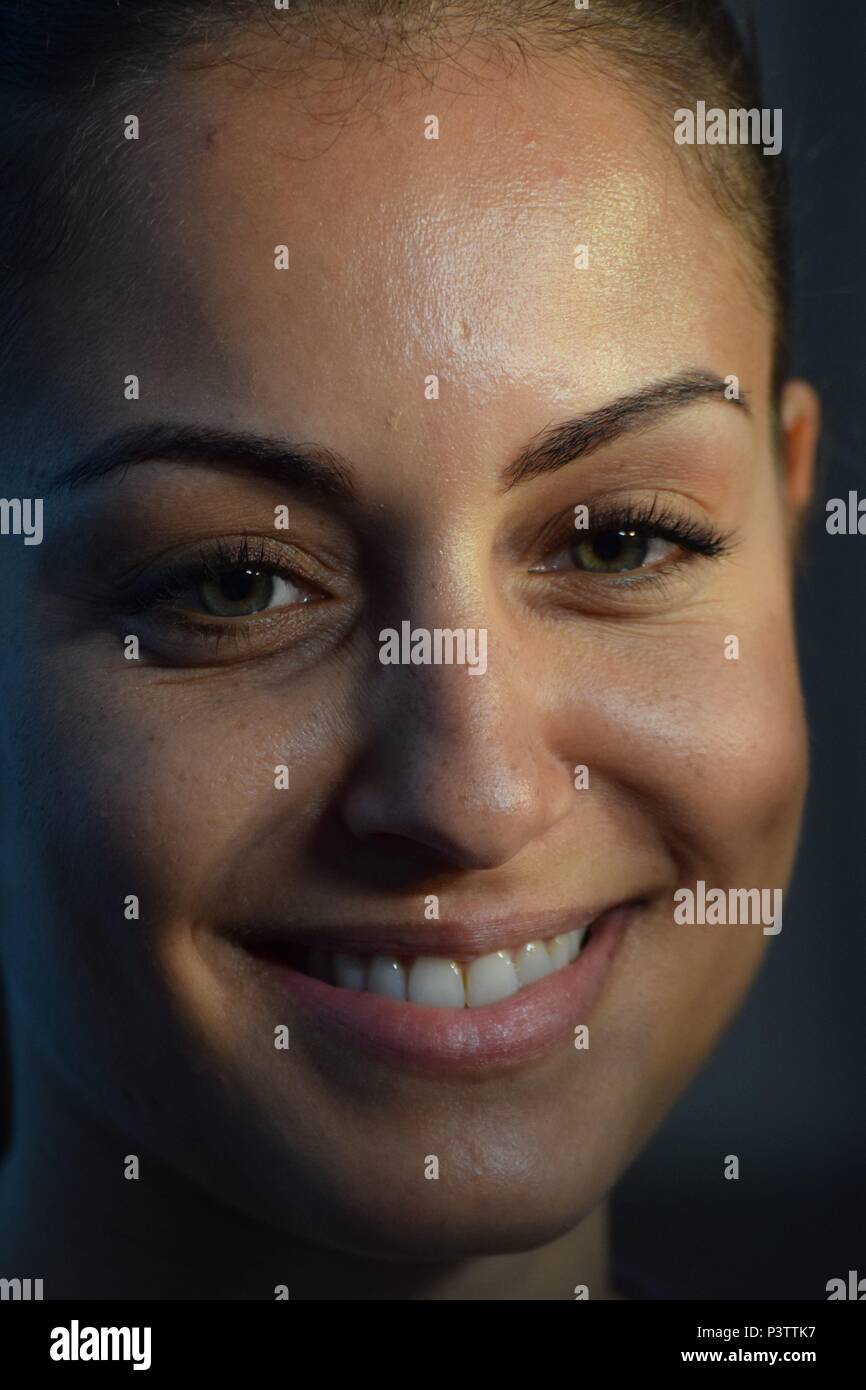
(571, 528), (650, 573)
(200, 568), (275, 616)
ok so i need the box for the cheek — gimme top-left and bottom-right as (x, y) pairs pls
(545, 583), (807, 890)
(614, 630), (806, 881)
(0, 657), (364, 1205)
(533, 551), (808, 1125)
(0, 657), (351, 1032)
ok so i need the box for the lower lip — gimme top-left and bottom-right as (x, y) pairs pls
(242, 906), (634, 1075)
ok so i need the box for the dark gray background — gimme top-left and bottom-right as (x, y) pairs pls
(614, 0), (866, 1301)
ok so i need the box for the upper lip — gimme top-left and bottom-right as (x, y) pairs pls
(223, 901), (641, 961)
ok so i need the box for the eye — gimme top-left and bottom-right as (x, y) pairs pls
(567, 527), (677, 574)
(180, 566), (316, 618)
(536, 525), (679, 577)
(122, 537), (330, 623)
(112, 536), (345, 666)
(529, 500), (731, 583)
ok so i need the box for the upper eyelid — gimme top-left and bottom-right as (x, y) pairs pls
(530, 496), (675, 549)
(535, 504), (730, 554)
(116, 529), (351, 590)
(129, 533), (324, 578)
(121, 544), (328, 611)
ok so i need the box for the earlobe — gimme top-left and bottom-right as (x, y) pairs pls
(780, 378), (821, 516)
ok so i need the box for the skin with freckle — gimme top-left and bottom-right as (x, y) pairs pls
(0, 36), (819, 1297)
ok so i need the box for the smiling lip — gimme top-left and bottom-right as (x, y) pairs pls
(231, 904), (636, 1075)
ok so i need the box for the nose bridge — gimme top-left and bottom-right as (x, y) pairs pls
(338, 574), (573, 868)
(375, 534), (516, 777)
(380, 636), (524, 779)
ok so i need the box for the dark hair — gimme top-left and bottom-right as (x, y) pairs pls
(0, 0), (790, 396)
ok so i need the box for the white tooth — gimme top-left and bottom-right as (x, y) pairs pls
(466, 950), (519, 1007)
(567, 927), (588, 962)
(546, 935), (571, 970)
(334, 952), (367, 991)
(408, 957), (466, 1008)
(367, 955), (407, 1001)
(513, 941), (554, 987)
(308, 948), (332, 983)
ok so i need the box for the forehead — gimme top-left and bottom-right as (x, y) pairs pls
(41, 41), (772, 470)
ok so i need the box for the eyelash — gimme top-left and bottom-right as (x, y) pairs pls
(123, 536), (325, 614)
(121, 496), (732, 646)
(532, 496), (734, 581)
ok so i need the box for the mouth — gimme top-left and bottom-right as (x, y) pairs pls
(246, 924), (590, 1009)
(228, 903), (639, 1074)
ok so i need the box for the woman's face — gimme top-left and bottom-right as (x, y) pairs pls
(1, 46), (815, 1259)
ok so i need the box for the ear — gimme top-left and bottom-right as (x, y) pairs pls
(779, 379), (820, 518)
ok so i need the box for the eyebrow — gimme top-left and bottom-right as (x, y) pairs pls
(51, 369), (748, 497)
(51, 424), (358, 500)
(501, 369), (750, 489)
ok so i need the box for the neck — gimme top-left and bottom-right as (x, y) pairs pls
(0, 1049), (616, 1301)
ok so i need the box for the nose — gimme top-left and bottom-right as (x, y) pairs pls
(338, 635), (573, 872)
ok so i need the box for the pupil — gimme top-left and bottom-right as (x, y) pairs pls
(222, 567), (259, 602)
(594, 530), (630, 563)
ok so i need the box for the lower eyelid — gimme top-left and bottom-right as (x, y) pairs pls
(116, 598), (330, 658)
